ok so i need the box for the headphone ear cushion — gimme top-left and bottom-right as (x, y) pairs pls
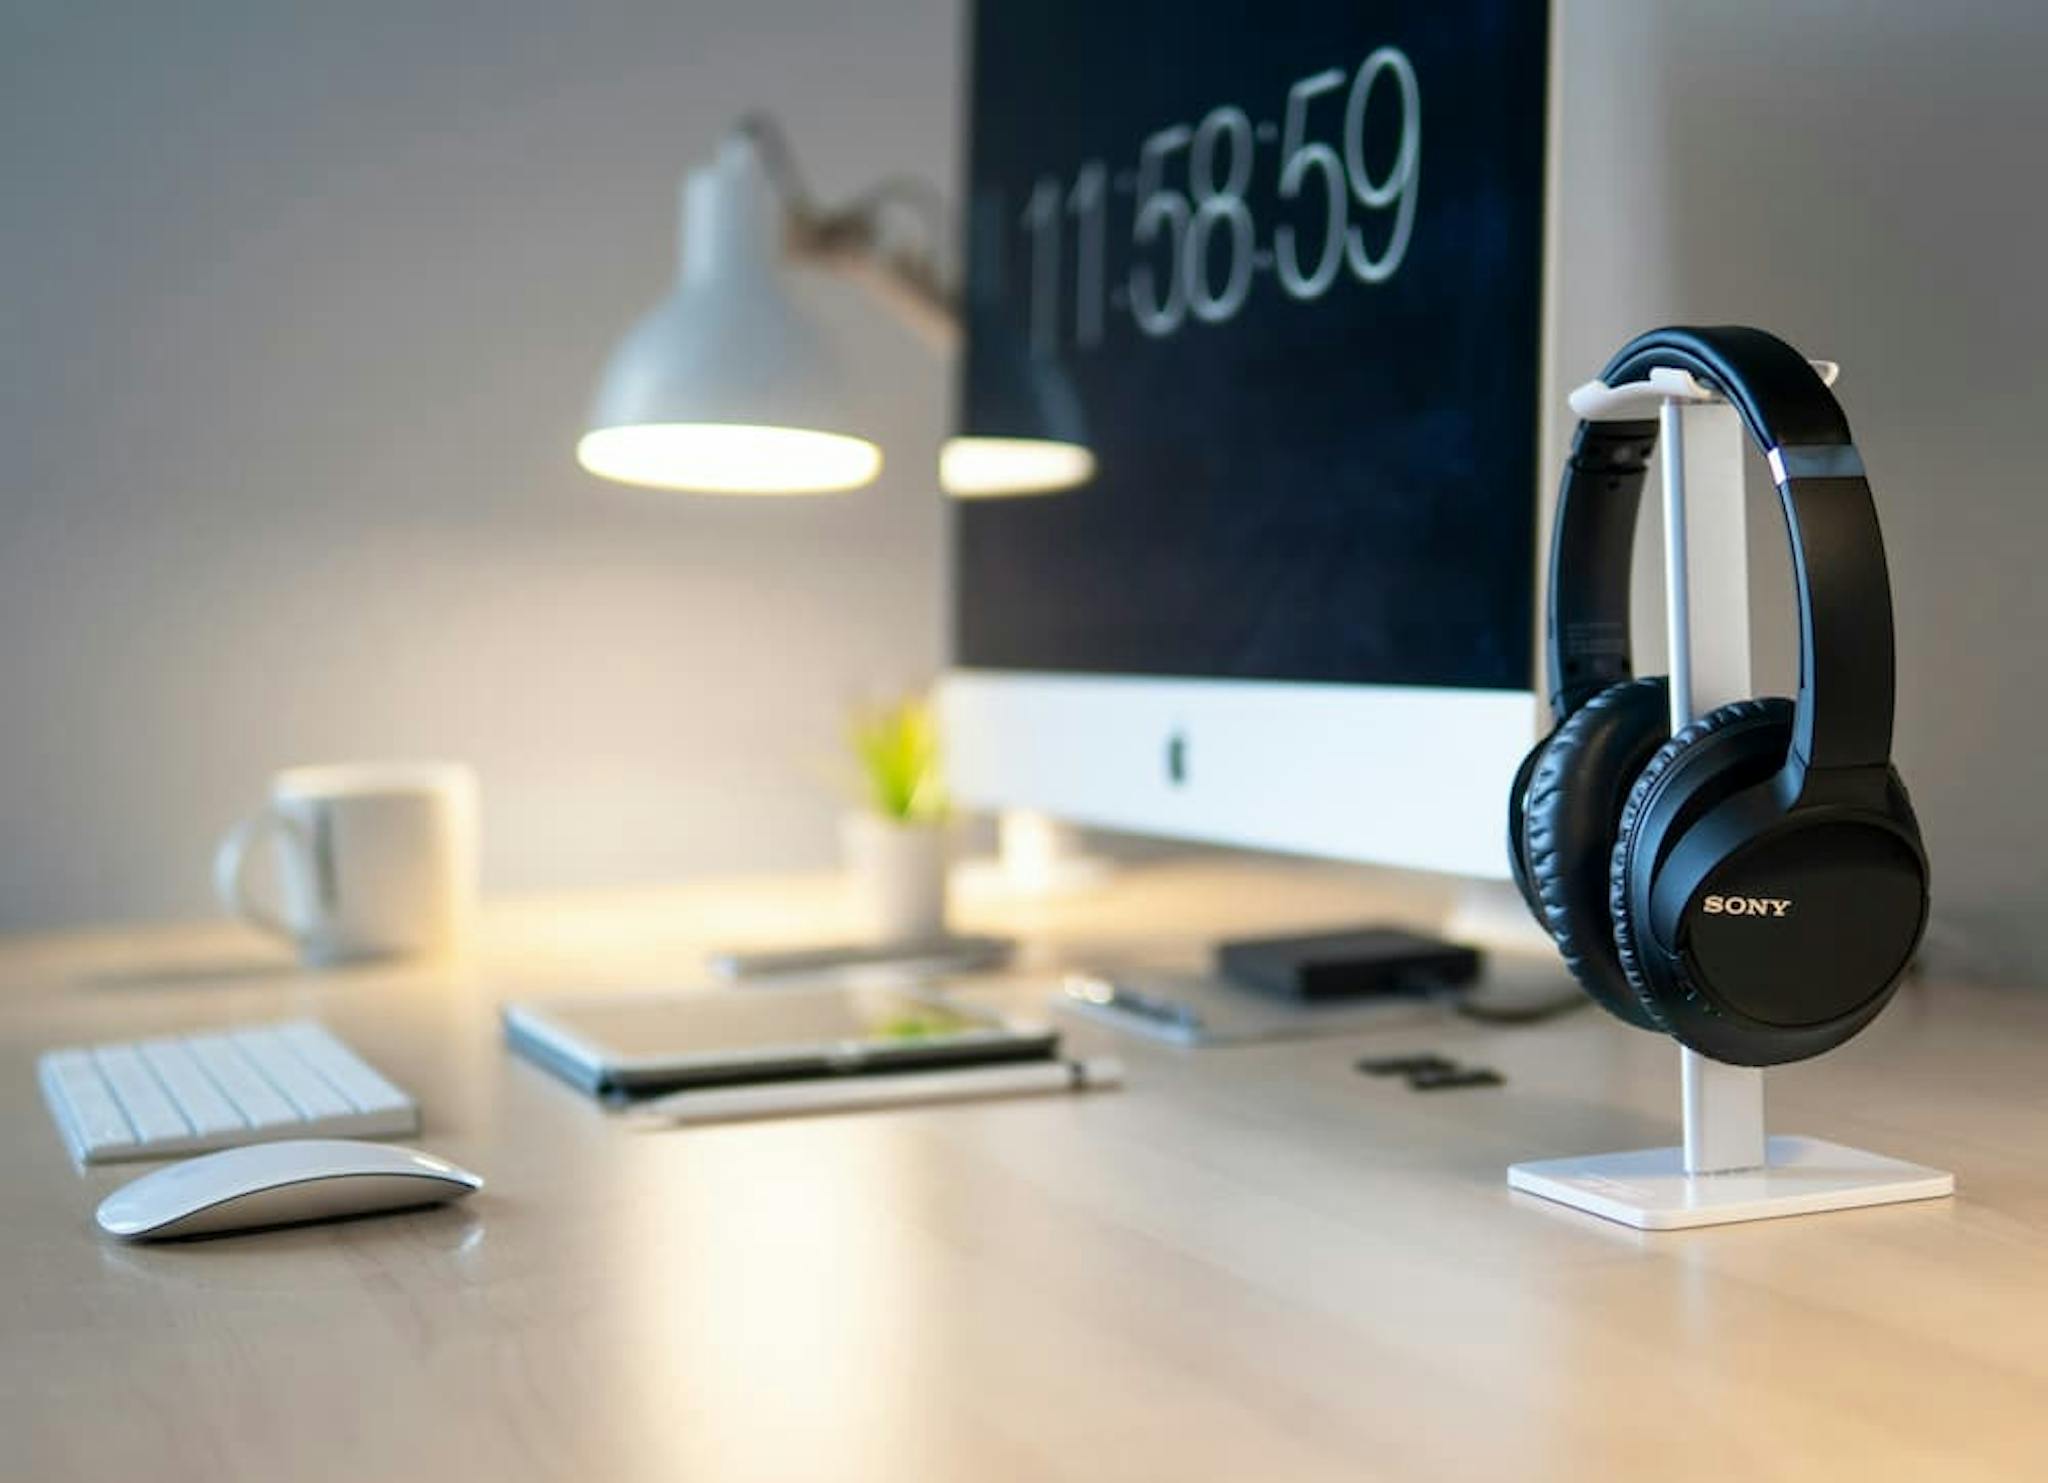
(1505, 741), (1548, 920)
(1522, 677), (1670, 1030)
(1609, 697), (1795, 1033)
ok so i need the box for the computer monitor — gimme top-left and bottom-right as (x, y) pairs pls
(943, 2), (1552, 881)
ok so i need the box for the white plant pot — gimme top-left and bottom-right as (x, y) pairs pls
(841, 812), (949, 945)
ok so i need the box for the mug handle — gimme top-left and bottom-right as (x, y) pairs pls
(213, 806), (313, 942)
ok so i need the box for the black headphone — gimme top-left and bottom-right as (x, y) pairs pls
(1507, 326), (1928, 1066)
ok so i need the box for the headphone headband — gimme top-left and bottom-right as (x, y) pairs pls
(1545, 325), (1897, 780)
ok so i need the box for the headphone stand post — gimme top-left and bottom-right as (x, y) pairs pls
(1507, 364), (1953, 1230)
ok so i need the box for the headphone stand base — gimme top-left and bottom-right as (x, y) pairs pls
(1508, 1137), (1952, 1231)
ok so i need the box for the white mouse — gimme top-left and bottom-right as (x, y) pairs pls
(96, 1138), (482, 1240)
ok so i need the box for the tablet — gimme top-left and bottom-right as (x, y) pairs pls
(502, 985), (1060, 1097)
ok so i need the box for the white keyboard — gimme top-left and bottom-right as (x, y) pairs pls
(39, 1020), (418, 1165)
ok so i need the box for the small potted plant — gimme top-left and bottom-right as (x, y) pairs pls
(840, 691), (951, 944)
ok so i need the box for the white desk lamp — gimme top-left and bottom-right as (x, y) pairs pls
(579, 116), (1093, 498)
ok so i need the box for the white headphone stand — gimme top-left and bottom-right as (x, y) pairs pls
(1506, 365), (1954, 1230)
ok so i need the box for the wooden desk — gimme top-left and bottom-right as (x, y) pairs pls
(3, 859), (2044, 1483)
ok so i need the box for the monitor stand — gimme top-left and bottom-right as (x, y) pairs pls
(954, 809), (1112, 899)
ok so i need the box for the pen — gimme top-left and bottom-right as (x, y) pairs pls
(626, 1056), (1125, 1127)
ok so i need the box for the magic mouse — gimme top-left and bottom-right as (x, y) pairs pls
(96, 1138), (482, 1240)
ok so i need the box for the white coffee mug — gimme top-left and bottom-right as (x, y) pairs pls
(214, 762), (479, 964)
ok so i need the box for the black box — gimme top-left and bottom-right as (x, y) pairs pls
(1216, 927), (1482, 1003)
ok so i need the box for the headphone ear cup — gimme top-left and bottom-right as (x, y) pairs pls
(1521, 677), (1670, 1030)
(1609, 697), (1795, 1034)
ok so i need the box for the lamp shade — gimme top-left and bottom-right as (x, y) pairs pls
(940, 317), (1093, 496)
(578, 135), (881, 494)
(941, 196), (1093, 498)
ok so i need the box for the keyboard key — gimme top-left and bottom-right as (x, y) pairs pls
(41, 1050), (138, 1158)
(139, 1038), (247, 1137)
(228, 1027), (352, 1120)
(185, 1033), (301, 1129)
(92, 1045), (192, 1144)
(275, 1021), (411, 1113)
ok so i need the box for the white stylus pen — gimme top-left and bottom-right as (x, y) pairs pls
(627, 1056), (1125, 1128)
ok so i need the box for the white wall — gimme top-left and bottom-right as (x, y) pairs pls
(7, 1), (2047, 982)
(1, 0), (959, 928)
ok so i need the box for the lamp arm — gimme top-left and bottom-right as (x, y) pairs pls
(730, 112), (961, 353)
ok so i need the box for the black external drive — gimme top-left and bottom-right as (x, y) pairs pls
(1215, 927), (1483, 1003)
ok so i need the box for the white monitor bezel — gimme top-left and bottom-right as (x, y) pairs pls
(940, 673), (1535, 879)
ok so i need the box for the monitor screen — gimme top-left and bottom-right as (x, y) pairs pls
(954, 1), (1549, 693)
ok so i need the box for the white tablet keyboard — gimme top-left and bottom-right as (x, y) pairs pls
(39, 1020), (418, 1165)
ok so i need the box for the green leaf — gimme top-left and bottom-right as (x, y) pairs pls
(845, 690), (950, 823)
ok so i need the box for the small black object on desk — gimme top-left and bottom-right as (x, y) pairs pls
(1358, 1052), (1504, 1092)
(1216, 927), (1482, 1002)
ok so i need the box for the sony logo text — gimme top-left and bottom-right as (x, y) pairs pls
(1702, 895), (1792, 918)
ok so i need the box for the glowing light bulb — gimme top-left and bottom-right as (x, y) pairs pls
(578, 423), (882, 495)
(938, 437), (1095, 498)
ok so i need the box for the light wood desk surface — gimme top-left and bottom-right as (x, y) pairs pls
(4, 858), (2046, 1483)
